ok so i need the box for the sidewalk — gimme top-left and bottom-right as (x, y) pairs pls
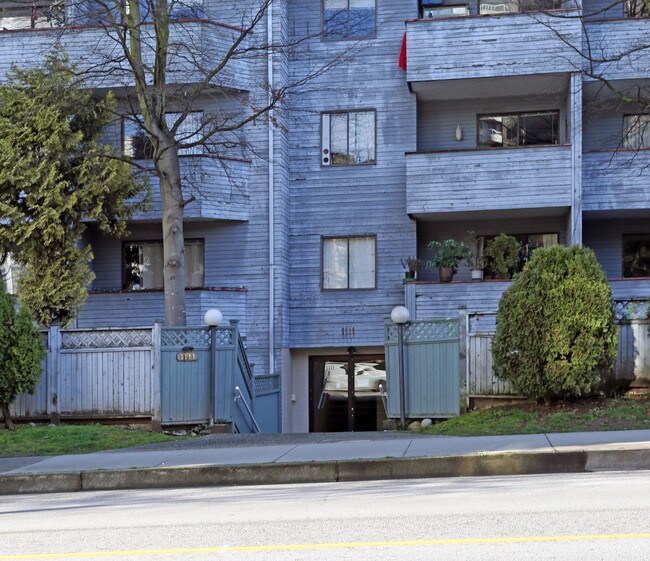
(1, 429), (649, 495)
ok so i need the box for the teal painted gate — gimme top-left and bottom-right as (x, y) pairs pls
(385, 318), (461, 419)
(161, 322), (258, 431)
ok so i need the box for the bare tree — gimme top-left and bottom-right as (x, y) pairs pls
(5, 0), (355, 325)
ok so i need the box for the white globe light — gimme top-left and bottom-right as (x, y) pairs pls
(391, 306), (410, 325)
(204, 308), (223, 327)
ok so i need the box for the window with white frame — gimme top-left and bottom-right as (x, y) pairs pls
(322, 236), (376, 290)
(123, 112), (204, 159)
(623, 115), (650, 149)
(122, 239), (204, 290)
(321, 110), (376, 165)
(322, 0), (376, 39)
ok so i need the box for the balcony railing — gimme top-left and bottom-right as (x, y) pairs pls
(406, 145), (573, 215)
(405, 9), (582, 82)
(583, 19), (650, 82)
(0, 4), (251, 91)
(132, 155), (251, 221)
(582, 149), (650, 212)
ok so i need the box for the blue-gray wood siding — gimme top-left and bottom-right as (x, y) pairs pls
(0, 18), (251, 90)
(583, 151), (650, 212)
(583, 20), (650, 82)
(406, 145), (573, 215)
(405, 11), (582, 82)
(286, 0), (418, 349)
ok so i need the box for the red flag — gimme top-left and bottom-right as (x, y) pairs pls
(398, 33), (407, 70)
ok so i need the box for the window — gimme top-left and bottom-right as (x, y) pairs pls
(479, 0), (563, 14)
(422, 4), (470, 18)
(321, 110), (376, 165)
(623, 235), (650, 278)
(322, 0), (375, 39)
(478, 111), (560, 148)
(477, 233), (558, 276)
(625, 0), (649, 17)
(123, 112), (203, 159)
(0, 1), (65, 30)
(322, 236), (376, 289)
(623, 115), (650, 149)
(122, 239), (204, 290)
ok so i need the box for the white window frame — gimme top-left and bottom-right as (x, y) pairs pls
(123, 111), (204, 159)
(321, 110), (376, 166)
(321, 235), (377, 290)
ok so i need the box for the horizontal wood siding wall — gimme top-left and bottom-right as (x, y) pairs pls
(583, 220), (650, 278)
(583, 20), (650, 82)
(0, 20), (250, 90)
(406, 11), (582, 82)
(132, 157), (251, 221)
(406, 146), (573, 215)
(582, 151), (650, 211)
(77, 290), (247, 331)
(287, 0), (417, 348)
(412, 281), (509, 319)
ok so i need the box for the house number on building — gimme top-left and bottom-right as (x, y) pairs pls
(176, 349), (198, 362)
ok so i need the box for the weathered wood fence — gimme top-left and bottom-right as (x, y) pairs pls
(8, 323), (280, 433)
(463, 311), (650, 402)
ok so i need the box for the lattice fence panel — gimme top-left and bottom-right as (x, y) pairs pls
(255, 375), (280, 396)
(386, 319), (459, 343)
(614, 299), (648, 321)
(162, 327), (233, 348)
(61, 329), (152, 350)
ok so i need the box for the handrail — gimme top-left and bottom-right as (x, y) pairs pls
(379, 383), (389, 418)
(234, 386), (261, 433)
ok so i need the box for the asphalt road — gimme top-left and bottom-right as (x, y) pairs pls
(1, 471), (650, 560)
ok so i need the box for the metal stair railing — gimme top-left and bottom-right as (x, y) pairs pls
(234, 385), (261, 433)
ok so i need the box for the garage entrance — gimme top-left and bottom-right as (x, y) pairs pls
(309, 350), (387, 432)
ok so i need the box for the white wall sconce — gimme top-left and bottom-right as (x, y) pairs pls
(455, 125), (463, 141)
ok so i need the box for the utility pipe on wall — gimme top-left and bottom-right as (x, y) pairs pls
(267, 0), (275, 380)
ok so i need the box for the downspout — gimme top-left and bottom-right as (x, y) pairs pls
(267, 1), (275, 379)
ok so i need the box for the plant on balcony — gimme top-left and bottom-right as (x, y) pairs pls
(426, 239), (473, 283)
(484, 234), (520, 279)
(400, 257), (422, 280)
(492, 245), (618, 404)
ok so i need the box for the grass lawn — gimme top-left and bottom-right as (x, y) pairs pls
(421, 395), (650, 437)
(0, 424), (187, 458)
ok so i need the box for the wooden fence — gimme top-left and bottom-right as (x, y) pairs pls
(7, 324), (280, 432)
(464, 311), (650, 401)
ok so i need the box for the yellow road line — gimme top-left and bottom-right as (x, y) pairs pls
(3, 533), (650, 559)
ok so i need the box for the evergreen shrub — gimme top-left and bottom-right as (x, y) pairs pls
(492, 245), (618, 403)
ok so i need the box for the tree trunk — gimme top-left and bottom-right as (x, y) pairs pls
(1, 404), (15, 431)
(157, 142), (187, 326)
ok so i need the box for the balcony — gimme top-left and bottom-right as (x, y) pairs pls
(134, 155), (251, 221)
(583, 149), (650, 212)
(583, 19), (650, 83)
(77, 287), (248, 328)
(405, 10), (582, 84)
(405, 145), (573, 216)
(0, 14), (251, 91)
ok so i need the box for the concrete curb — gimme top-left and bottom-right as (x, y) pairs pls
(0, 448), (648, 495)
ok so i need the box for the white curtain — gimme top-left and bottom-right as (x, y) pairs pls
(141, 243), (164, 289)
(624, 115), (650, 149)
(349, 237), (375, 288)
(185, 241), (205, 288)
(323, 239), (348, 289)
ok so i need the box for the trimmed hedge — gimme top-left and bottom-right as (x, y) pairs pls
(492, 245), (618, 402)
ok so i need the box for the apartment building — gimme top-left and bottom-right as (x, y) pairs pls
(0, 0), (648, 432)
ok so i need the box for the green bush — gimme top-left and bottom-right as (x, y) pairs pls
(492, 245), (618, 403)
(485, 234), (520, 279)
(0, 284), (46, 430)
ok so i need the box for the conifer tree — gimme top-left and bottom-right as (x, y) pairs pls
(0, 53), (148, 326)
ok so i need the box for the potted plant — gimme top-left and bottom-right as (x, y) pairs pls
(471, 253), (485, 281)
(400, 257), (422, 280)
(484, 233), (520, 279)
(426, 239), (473, 283)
